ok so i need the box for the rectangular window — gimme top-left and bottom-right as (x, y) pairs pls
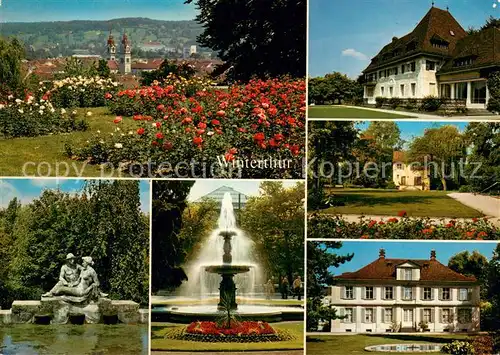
(381, 87), (385, 96)
(389, 87), (393, 97)
(400, 84), (405, 97)
(403, 309), (413, 322)
(459, 288), (469, 301)
(423, 287), (432, 300)
(442, 308), (451, 323)
(423, 309), (432, 322)
(394, 67), (398, 75)
(401, 64), (406, 74)
(441, 84), (451, 98)
(442, 288), (451, 300)
(384, 308), (393, 323)
(403, 287), (413, 300)
(414, 176), (422, 185)
(365, 308), (373, 323)
(345, 308), (353, 323)
(396, 163), (403, 170)
(410, 62), (416, 72)
(345, 286), (354, 299)
(472, 81), (487, 104)
(458, 309), (472, 323)
(456, 82), (467, 100)
(426, 60), (436, 71)
(404, 269), (412, 280)
(385, 287), (393, 300)
(365, 287), (374, 300)
(411, 83), (416, 97)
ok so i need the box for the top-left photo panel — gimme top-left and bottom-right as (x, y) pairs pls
(0, 0), (306, 179)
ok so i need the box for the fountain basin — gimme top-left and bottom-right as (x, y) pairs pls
(365, 344), (443, 352)
(151, 304), (304, 323)
(204, 264), (251, 274)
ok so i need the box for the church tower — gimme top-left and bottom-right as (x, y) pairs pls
(120, 32), (132, 74)
(107, 31), (116, 61)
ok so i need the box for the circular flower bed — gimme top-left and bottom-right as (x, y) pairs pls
(66, 78), (305, 178)
(165, 321), (295, 343)
(308, 214), (500, 240)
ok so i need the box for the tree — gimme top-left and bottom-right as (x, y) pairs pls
(185, 0), (305, 81)
(0, 37), (25, 96)
(307, 241), (353, 331)
(448, 250), (489, 299)
(240, 181), (305, 283)
(363, 122), (403, 151)
(151, 180), (195, 293)
(484, 244), (500, 330)
(308, 72), (363, 105)
(463, 123), (500, 193)
(97, 59), (111, 78)
(407, 125), (466, 191)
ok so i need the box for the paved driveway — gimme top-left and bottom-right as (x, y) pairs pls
(448, 193), (500, 217)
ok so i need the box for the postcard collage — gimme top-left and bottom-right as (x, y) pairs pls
(0, 0), (499, 354)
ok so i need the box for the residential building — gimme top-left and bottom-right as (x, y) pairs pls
(362, 6), (498, 109)
(392, 151), (430, 191)
(328, 249), (480, 333)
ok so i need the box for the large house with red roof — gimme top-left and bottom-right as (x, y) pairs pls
(363, 6), (498, 110)
(327, 249), (480, 333)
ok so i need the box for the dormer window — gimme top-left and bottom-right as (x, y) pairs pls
(430, 35), (450, 50)
(454, 56), (477, 67)
(404, 269), (412, 280)
(406, 41), (417, 52)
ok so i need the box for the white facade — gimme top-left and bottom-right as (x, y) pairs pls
(364, 56), (441, 104)
(392, 161), (429, 190)
(329, 264), (480, 333)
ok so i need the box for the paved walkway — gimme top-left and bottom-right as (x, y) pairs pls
(153, 351), (304, 354)
(341, 105), (500, 120)
(448, 193), (500, 224)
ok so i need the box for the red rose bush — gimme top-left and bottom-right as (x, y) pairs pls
(66, 77), (306, 178)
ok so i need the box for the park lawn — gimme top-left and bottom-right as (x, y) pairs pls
(306, 334), (469, 355)
(308, 105), (415, 118)
(152, 297), (303, 307)
(151, 321), (304, 351)
(0, 107), (137, 177)
(317, 189), (483, 218)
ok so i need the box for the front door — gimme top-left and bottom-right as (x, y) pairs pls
(403, 308), (414, 329)
(401, 176), (406, 186)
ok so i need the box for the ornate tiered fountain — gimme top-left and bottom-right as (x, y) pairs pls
(205, 230), (250, 310)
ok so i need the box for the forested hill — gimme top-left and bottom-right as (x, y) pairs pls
(0, 18), (206, 59)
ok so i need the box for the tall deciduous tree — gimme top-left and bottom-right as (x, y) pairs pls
(185, 0), (306, 81)
(408, 125), (466, 191)
(308, 72), (363, 105)
(307, 241), (353, 331)
(239, 181), (305, 283)
(0, 37), (25, 96)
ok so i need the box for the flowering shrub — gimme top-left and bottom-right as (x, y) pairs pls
(441, 340), (474, 355)
(164, 321), (294, 343)
(308, 214), (500, 240)
(42, 76), (119, 108)
(0, 94), (88, 138)
(470, 336), (494, 355)
(67, 78), (306, 178)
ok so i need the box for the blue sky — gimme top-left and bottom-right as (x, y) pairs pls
(0, 0), (197, 22)
(0, 179), (150, 213)
(309, 0), (500, 78)
(356, 121), (468, 145)
(188, 180), (302, 201)
(326, 241), (499, 276)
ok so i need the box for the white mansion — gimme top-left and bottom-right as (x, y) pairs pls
(363, 6), (499, 109)
(327, 249), (480, 333)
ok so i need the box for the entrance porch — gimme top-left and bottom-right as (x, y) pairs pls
(439, 79), (489, 109)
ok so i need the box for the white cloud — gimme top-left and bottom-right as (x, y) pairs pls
(342, 48), (369, 61)
(0, 181), (37, 208)
(30, 178), (62, 188)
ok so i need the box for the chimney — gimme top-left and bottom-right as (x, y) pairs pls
(430, 250), (436, 260)
(379, 248), (386, 259)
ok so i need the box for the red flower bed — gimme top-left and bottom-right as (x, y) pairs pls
(186, 321), (276, 336)
(67, 78), (305, 178)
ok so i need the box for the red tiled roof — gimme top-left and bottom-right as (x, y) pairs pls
(393, 151), (406, 161)
(335, 256), (477, 283)
(107, 60), (119, 70)
(131, 61), (163, 70)
(364, 7), (467, 73)
(438, 26), (500, 74)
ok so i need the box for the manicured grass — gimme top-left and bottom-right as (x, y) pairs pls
(0, 107), (137, 177)
(316, 188), (483, 218)
(308, 105), (414, 118)
(306, 334), (469, 355)
(152, 297), (303, 307)
(151, 321), (304, 351)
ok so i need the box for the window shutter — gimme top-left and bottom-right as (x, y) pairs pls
(353, 286), (357, 300)
(420, 309), (424, 322)
(362, 287), (365, 300)
(339, 308), (345, 323)
(439, 308), (443, 323)
(382, 308), (386, 323)
(431, 308), (435, 323)
(438, 288), (442, 301)
(412, 287), (416, 300)
(353, 308), (357, 323)
(373, 287), (377, 300)
(341, 286), (345, 300)
(373, 308), (377, 324)
(362, 308), (366, 323)
(467, 288), (472, 301)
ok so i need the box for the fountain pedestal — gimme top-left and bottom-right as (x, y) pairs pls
(205, 265), (250, 311)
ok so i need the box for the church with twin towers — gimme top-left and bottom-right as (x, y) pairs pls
(106, 31), (132, 74)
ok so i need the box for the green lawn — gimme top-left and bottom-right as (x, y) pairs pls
(0, 107), (136, 177)
(308, 105), (414, 118)
(306, 334), (469, 355)
(316, 188), (483, 218)
(151, 321), (304, 351)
